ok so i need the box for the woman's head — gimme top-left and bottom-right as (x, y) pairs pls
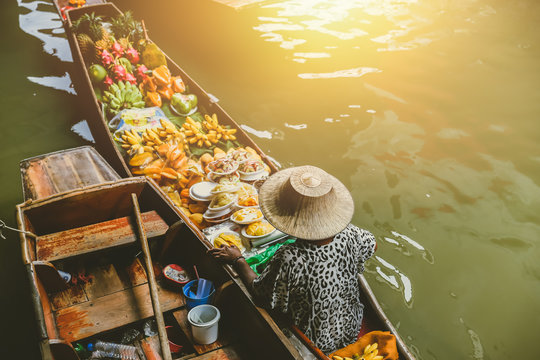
(258, 165), (354, 241)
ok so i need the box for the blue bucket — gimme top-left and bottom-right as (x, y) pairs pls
(182, 279), (215, 310)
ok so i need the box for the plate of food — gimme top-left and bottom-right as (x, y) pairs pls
(208, 192), (237, 212)
(230, 207), (264, 225)
(211, 231), (244, 251)
(208, 158), (239, 176)
(241, 220), (276, 239)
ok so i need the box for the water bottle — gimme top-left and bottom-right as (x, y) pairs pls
(90, 341), (138, 359)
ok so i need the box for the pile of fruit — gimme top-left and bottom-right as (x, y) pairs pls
(74, 11), (271, 233)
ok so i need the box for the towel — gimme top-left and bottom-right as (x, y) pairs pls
(329, 331), (399, 360)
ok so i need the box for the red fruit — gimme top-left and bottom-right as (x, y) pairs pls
(126, 48), (140, 64)
(136, 65), (149, 80)
(103, 76), (113, 87)
(125, 73), (137, 85)
(101, 49), (113, 66)
(113, 64), (127, 81)
(111, 42), (124, 57)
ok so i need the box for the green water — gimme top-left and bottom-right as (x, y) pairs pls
(2, 0), (539, 358)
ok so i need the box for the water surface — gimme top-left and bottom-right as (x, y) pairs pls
(1, 0), (539, 358)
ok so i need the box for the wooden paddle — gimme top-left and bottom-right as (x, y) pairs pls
(131, 193), (172, 360)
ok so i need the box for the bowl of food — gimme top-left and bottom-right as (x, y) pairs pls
(208, 159), (239, 176)
(238, 159), (265, 176)
(208, 192), (237, 212)
(241, 220), (276, 239)
(231, 208), (264, 225)
(229, 149), (252, 163)
(210, 181), (241, 195)
(208, 171), (241, 184)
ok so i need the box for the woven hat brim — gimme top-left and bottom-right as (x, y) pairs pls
(259, 167), (354, 240)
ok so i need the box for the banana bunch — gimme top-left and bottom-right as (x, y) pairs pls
(156, 119), (186, 146)
(181, 116), (211, 148)
(119, 129), (153, 155)
(333, 343), (383, 360)
(202, 113), (237, 143)
(103, 81), (145, 115)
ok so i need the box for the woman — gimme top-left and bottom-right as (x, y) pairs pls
(208, 165), (376, 354)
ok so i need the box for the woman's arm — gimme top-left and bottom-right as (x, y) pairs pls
(207, 245), (257, 290)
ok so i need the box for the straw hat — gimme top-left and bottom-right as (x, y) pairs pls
(258, 165), (354, 240)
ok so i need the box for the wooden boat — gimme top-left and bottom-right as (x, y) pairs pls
(50, 3), (415, 359)
(17, 148), (303, 360)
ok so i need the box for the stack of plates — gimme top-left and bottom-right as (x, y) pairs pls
(189, 181), (216, 202)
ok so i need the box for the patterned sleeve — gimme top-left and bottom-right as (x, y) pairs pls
(251, 246), (291, 313)
(350, 225), (376, 273)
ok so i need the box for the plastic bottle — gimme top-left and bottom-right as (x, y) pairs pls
(90, 341), (138, 359)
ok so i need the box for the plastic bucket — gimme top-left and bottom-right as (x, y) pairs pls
(187, 305), (221, 344)
(182, 279), (215, 310)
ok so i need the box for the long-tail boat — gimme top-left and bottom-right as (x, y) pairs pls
(17, 147), (303, 360)
(36, 2), (416, 359)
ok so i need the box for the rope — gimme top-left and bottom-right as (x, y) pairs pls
(0, 220), (38, 240)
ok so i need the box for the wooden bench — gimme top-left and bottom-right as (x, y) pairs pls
(36, 210), (168, 262)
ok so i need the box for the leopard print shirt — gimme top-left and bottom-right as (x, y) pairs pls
(252, 224), (376, 354)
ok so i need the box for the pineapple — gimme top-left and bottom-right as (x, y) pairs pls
(110, 11), (144, 43)
(76, 33), (95, 63)
(118, 37), (131, 50)
(72, 13), (106, 41)
(94, 38), (110, 61)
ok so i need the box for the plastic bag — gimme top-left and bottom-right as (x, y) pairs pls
(109, 107), (168, 141)
(246, 239), (295, 275)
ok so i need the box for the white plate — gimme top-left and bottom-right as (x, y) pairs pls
(190, 181), (217, 199)
(208, 197), (236, 212)
(240, 170), (269, 182)
(230, 209), (264, 225)
(241, 226), (276, 239)
(203, 210), (233, 224)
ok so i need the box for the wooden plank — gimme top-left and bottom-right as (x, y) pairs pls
(82, 263), (125, 300)
(44, 154), (81, 194)
(24, 160), (58, 200)
(36, 210), (168, 262)
(190, 347), (241, 360)
(55, 282), (185, 342)
(138, 335), (164, 360)
(117, 257), (148, 288)
(51, 285), (88, 311)
(172, 308), (229, 355)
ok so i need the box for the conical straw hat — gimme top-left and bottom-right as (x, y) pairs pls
(258, 165), (354, 241)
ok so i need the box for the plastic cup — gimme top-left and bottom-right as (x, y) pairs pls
(182, 279), (215, 310)
(187, 305), (221, 344)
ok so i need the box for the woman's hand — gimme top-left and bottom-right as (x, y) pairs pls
(207, 245), (242, 264)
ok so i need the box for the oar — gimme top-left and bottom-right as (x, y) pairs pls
(131, 193), (172, 360)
